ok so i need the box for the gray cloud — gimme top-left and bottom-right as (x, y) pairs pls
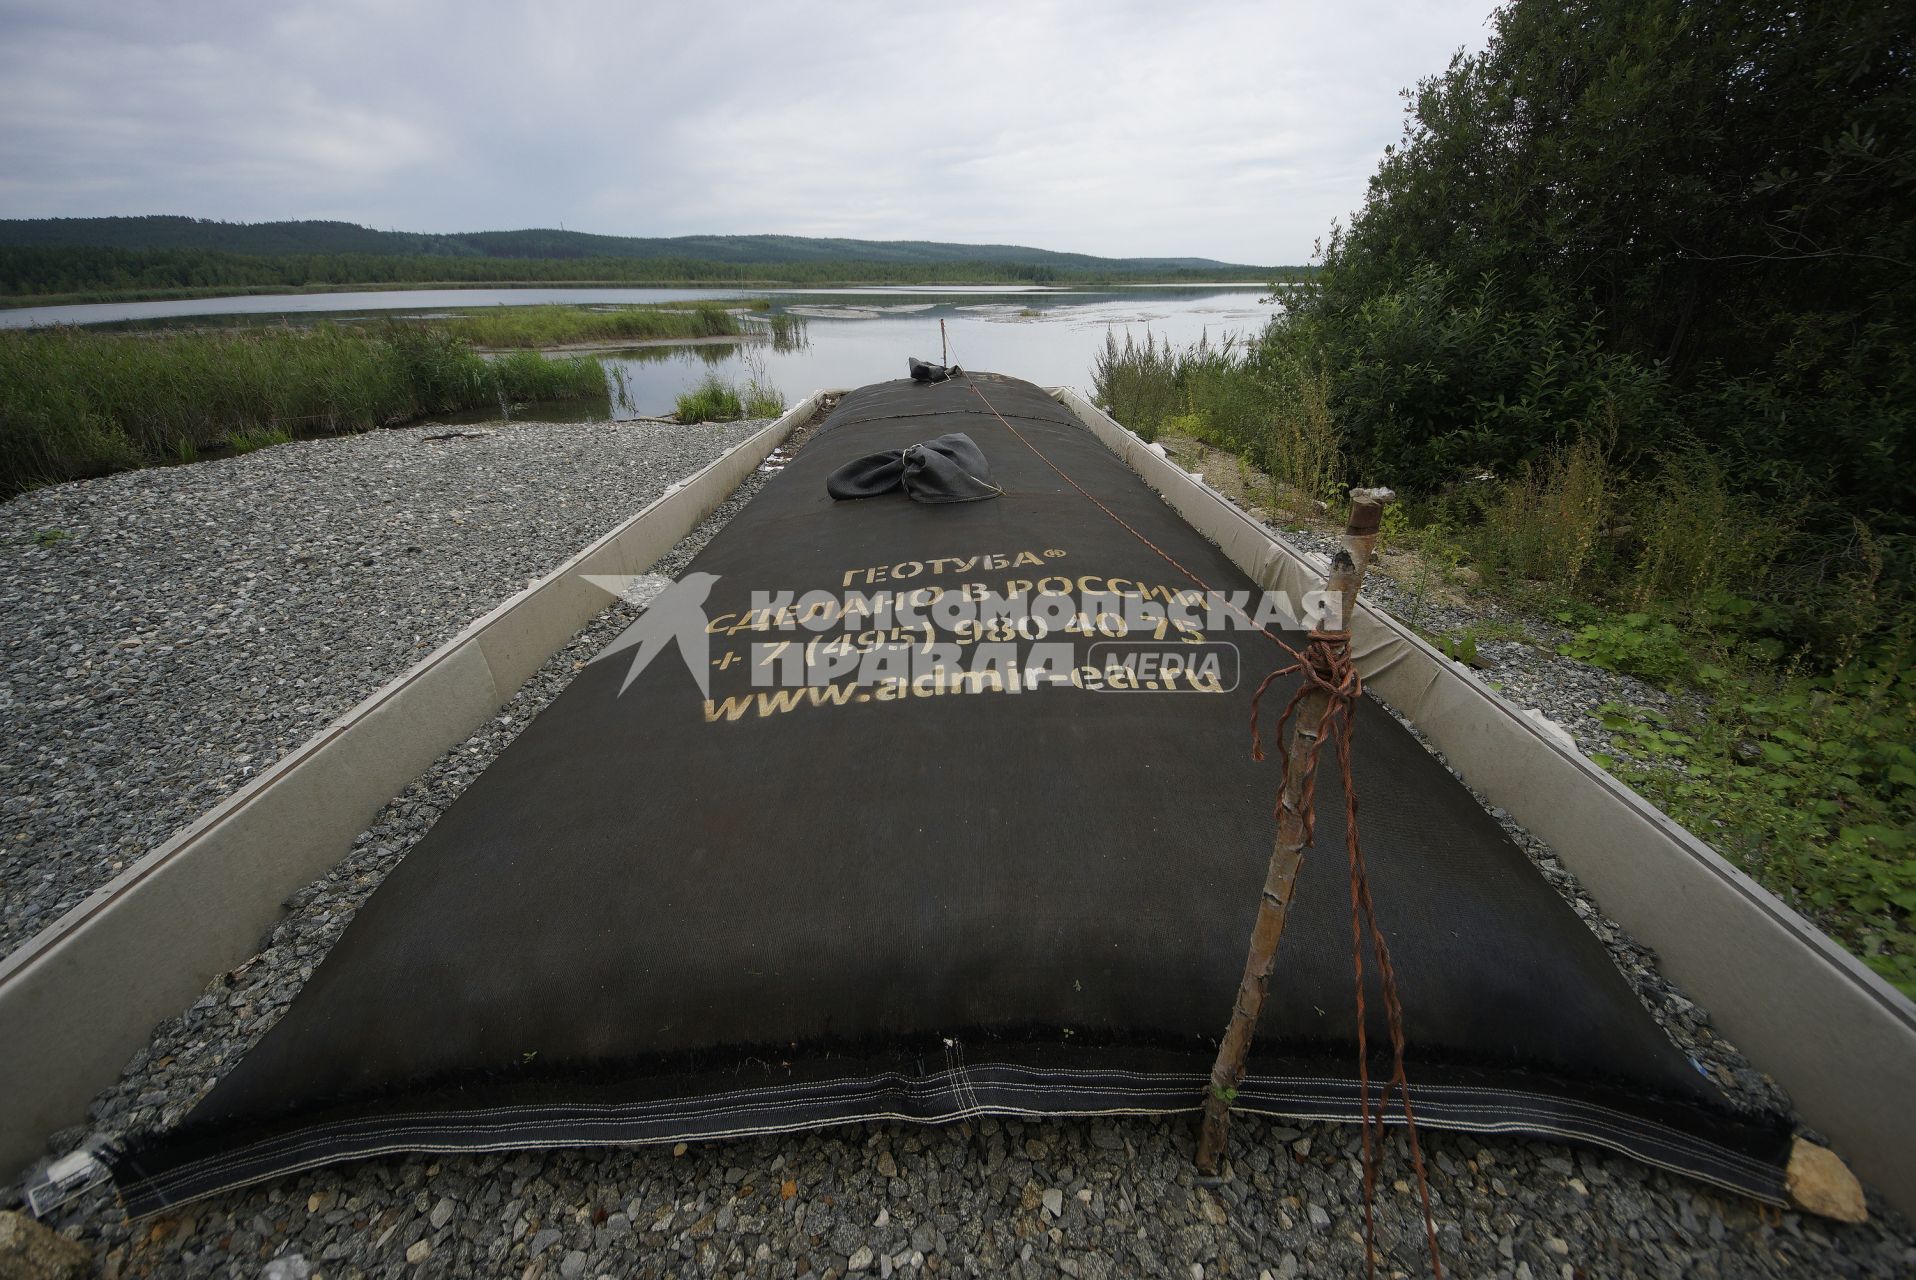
(0, 0), (1495, 262)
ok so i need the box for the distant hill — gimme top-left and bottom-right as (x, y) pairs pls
(0, 217), (1255, 273)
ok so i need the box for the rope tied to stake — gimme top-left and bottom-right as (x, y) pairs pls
(1250, 625), (1442, 1280)
(966, 379), (1441, 1278)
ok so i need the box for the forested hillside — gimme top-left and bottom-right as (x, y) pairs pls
(0, 217), (1241, 268)
(0, 218), (1264, 299)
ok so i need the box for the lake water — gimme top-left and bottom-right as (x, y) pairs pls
(578, 287), (1276, 417)
(1, 283), (1279, 416)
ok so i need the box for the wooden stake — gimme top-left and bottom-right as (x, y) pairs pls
(1195, 487), (1394, 1175)
(941, 318), (949, 367)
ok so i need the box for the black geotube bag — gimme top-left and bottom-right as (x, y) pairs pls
(112, 375), (1792, 1214)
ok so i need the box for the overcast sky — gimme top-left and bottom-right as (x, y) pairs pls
(0, 1), (1497, 264)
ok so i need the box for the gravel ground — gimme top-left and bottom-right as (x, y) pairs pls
(10, 424), (1916, 1277)
(0, 418), (768, 958)
(1277, 527), (1668, 761)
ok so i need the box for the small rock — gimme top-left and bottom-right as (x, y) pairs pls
(261, 1256), (312, 1280)
(428, 1196), (455, 1230)
(1307, 1204), (1331, 1230)
(0, 1212), (91, 1280)
(405, 1238), (431, 1264)
(1787, 1140), (1869, 1224)
(876, 1151), (898, 1179)
(847, 1244), (874, 1272)
(1042, 1189), (1065, 1218)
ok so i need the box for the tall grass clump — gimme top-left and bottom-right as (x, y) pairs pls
(767, 312), (809, 352)
(675, 375), (743, 423)
(0, 323), (610, 494)
(490, 351), (607, 402)
(1470, 424), (1615, 594)
(1253, 344), (1342, 504)
(1092, 327), (1341, 509)
(1625, 450), (1792, 613)
(736, 346), (785, 419)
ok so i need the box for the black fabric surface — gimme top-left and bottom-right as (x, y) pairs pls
(114, 374), (1791, 1212)
(825, 431), (1000, 503)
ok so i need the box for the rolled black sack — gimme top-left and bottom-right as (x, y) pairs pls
(825, 431), (1001, 503)
(910, 357), (961, 383)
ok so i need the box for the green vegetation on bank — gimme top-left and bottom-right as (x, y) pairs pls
(0, 249), (1279, 305)
(436, 301), (755, 348)
(671, 350), (787, 423)
(1094, 0), (1915, 993)
(0, 324), (604, 494)
(673, 376), (745, 424)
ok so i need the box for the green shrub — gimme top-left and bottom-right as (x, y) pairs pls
(1559, 612), (1695, 687)
(1591, 637), (1916, 996)
(1091, 330), (1185, 441)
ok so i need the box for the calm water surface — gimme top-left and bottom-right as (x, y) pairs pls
(3, 284), (1279, 415)
(568, 287), (1276, 416)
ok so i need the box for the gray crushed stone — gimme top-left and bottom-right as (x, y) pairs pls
(0, 418), (767, 958)
(12, 426), (1916, 1277)
(1280, 526), (1670, 758)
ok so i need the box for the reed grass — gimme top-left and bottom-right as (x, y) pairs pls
(675, 375), (744, 423)
(738, 346), (785, 419)
(766, 311), (809, 352)
(437, 302), (754, 349)
(0, 323), (605, 494)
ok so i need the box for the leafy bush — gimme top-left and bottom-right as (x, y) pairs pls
(1559, 612), (1695, 688)
(1591, 639), (1916, 996)
(1290, 266), (1669, 492)
(1278, 0), (1913, 574)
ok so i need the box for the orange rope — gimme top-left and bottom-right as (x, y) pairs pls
(972, 381), (1442, 1277)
